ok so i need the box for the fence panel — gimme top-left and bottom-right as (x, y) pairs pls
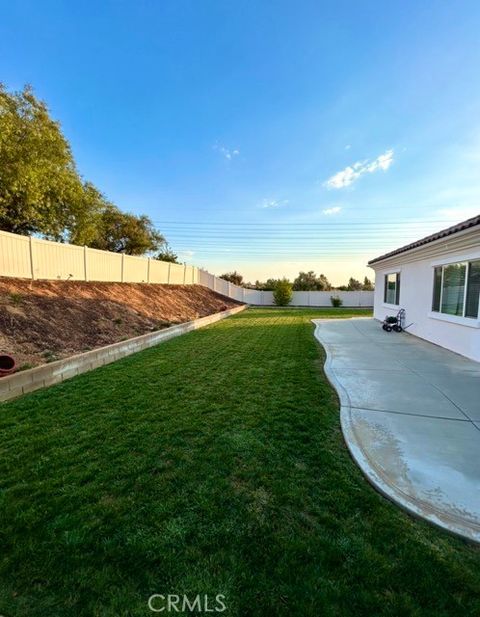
(168, 262), (185, 284)
(191, 266), (199, 284)
(337, 290), (373, 306)
(87, 248), (123, 282)
(229, 284), (244, 302)
(185, 265), (195, 285)
(290, 291), (329, 306)
(262, 291), (275, 305)
(0, 231), (32, 278)
(149, 259), (170, 283)
(32, 238), (85, 280)
(243, 289), (274, 305)
(291, 291), (310, 306)
(214, 277), (230, 297)
(123, 254), (149, 283)
(197, 269), (210, 287)
(207, 272), (216, 289)
(243, 289), (260, 304)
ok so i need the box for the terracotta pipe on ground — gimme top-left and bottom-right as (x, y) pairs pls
(0, 354), (16, 376)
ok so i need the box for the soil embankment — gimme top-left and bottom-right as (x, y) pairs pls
(0, 278), (240, 368)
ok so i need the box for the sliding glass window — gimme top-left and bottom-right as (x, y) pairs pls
(432, 260), (480, 319)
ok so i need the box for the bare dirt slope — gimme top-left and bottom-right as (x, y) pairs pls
(0, 278), (241, 368)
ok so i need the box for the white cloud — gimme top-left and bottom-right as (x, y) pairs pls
(366, 149), (394, 172)
(260, 198), (289, 209)
(214, 143), (240, 160)
(322, 206), (342, 215)
(324, 149), (394, 189)
(178, 250), (195, 258)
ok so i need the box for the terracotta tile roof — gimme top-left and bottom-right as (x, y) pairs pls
(368, 214), (480, 265)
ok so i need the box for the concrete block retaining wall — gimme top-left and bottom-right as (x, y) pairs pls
(0, 304), (246, 404)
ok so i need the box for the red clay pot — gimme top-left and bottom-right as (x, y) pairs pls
(0, 354), (16, 376)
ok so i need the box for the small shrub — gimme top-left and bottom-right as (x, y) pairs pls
(113, 318), (123, 325)
(8, 292), (23, 305)
(273, 279), (293, 306)
(330, 295), (343, 307)
(18, 363), (34, 372)
(42, 350), (58, 363)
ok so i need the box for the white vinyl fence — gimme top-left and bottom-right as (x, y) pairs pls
(236, 289), (373, 306)
(0, 229), (374, 307)
(0, 230), (198, 285)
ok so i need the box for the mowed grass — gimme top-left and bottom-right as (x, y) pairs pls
(1, 307), (479, 616)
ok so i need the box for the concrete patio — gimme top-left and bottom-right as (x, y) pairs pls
(313, 318), (480, 543)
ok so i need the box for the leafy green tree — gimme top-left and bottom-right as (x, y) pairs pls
(89, 204), (164, 255)
(67, 182), (106, 245)
(347, 277), (363, 291)
(293, 271), (331, 291)
(255, 278), (282, 291)
(273, 278), (293, 306)
(219, 271), (243, 286)
(362, 276), (374, 291)
(0, 84), (166, 256)
(154, 244), (179, 263)
(0, 84), (84, 238)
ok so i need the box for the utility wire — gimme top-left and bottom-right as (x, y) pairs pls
(153, 219), (453, 227)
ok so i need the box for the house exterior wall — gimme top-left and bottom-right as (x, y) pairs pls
(369, 227), (480, 362)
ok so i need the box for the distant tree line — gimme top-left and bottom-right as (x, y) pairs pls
(337, 276), (374, 291)
(220, 270), (374, 291)
(0, 84), (178, 261)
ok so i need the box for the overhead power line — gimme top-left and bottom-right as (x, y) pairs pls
(154, 219), (452, 227)
(174, 248), (399, 254)
(162, 233), (436, 243)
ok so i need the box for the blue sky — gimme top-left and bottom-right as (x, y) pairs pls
(1, 1), (480, 284)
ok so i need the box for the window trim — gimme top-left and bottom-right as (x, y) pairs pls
(431, 260), (480, 320)
(431, 250), (480, 268)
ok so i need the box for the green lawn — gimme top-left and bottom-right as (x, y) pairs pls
(1, 308), (479, 616)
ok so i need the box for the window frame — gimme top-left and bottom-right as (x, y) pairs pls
(383, 271), (400, 306)
(431, 260), (480, 320)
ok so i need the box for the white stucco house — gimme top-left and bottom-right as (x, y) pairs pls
(368, 214), (480, 362)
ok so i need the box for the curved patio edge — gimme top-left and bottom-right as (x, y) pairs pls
(313, 319), (480, 545)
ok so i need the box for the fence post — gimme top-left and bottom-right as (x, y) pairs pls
(84, 246), (88, 281)
(147, 258), (151, 284)
(167, 263), (171, 284)
(28, 236), (36, 280)
(121, 253), (125, 283)
(183, 263), (187, 284)
(213, 275), (216, 292)
(228, 282), (232, 297)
